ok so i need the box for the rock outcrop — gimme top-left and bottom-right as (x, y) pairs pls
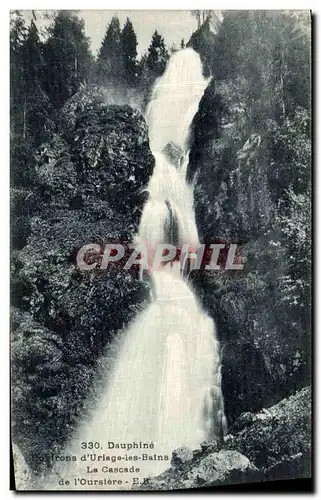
(137, 387), (311, 490)
(187, 73), (310, 424)
(226, 386), (311, 475)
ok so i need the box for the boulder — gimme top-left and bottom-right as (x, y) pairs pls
(138, 449), (261, 491)
(171, 446), (194, 468)
(187, 450), (261, 488)
(226, 386), (311, 474)
(162, 142), (183, 167)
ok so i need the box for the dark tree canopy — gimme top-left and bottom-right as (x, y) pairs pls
(121, 17), (138, 85)
(10, 12), (54, 188)
(96, 16), (122, 84)
(42, 10), (93, 108)
(146, 30), (170, 77)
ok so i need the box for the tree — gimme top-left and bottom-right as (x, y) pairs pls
(96, 16), (122, 85)
(121, 18), (138, 86)
(10, 11), (27, 139)
(10, 11), (31, 188)
(21, 20), (54, 147)
(180, 38), (185, 49)
(10, 12), (54, 188)
(42, 11), (93, 108)
(22, 20), (41, 83)
(136, 31), (169, 110)
(191, 10), (212, 29)
(146, 30), (169, 77)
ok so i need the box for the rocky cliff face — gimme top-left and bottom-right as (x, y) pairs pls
(11, 86), (154, 473)
(187, 74), (310, 424)
(137, 387), (311, 490)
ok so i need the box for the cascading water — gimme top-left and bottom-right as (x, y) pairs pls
(146, 48), (209, 153)
(45, 48), (226, 491)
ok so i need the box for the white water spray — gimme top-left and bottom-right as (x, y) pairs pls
(45, 48), (226, 491)
(146, 47), (209, 152)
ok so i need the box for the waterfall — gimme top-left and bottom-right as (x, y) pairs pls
(146, 47), (209, 152)
(45, 48), (226, 491)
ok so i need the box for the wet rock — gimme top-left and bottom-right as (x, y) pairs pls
(230, 411), (255, 433)
(171, 446), (194, 467)
(137, 387), (310, 491)
(265, 452), (311, 481)
(162, 141), (183, 167)
(188, 75), (310, 423)
(200, 439), (220, 453)
(138, 450), (260, 491)
(188, 450), (261, 487)
(226, 387), (311, 472)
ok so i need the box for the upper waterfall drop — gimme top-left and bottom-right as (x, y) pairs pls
(146, 48), (209, 153)
(139, 48), (208, 257)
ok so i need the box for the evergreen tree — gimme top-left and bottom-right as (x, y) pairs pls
(137, 31), (169, 109)
(22, 20), (41, 83)
(23, 21), (54, 147)
(42, 11), (93, 108)
(180, 38), (185, 49)
(136, 52), (147, 86)
(121, 17), (138, 86)
(10, 11), (27, 140)
(10, 11), (30, 188)
(170, 43), (178, 54)
(146, 30), (169, 78)
(96, 16), (122, 84)
(10, 13), (53, 187)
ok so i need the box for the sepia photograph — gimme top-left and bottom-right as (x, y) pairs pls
(10, 8), (312, 491)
